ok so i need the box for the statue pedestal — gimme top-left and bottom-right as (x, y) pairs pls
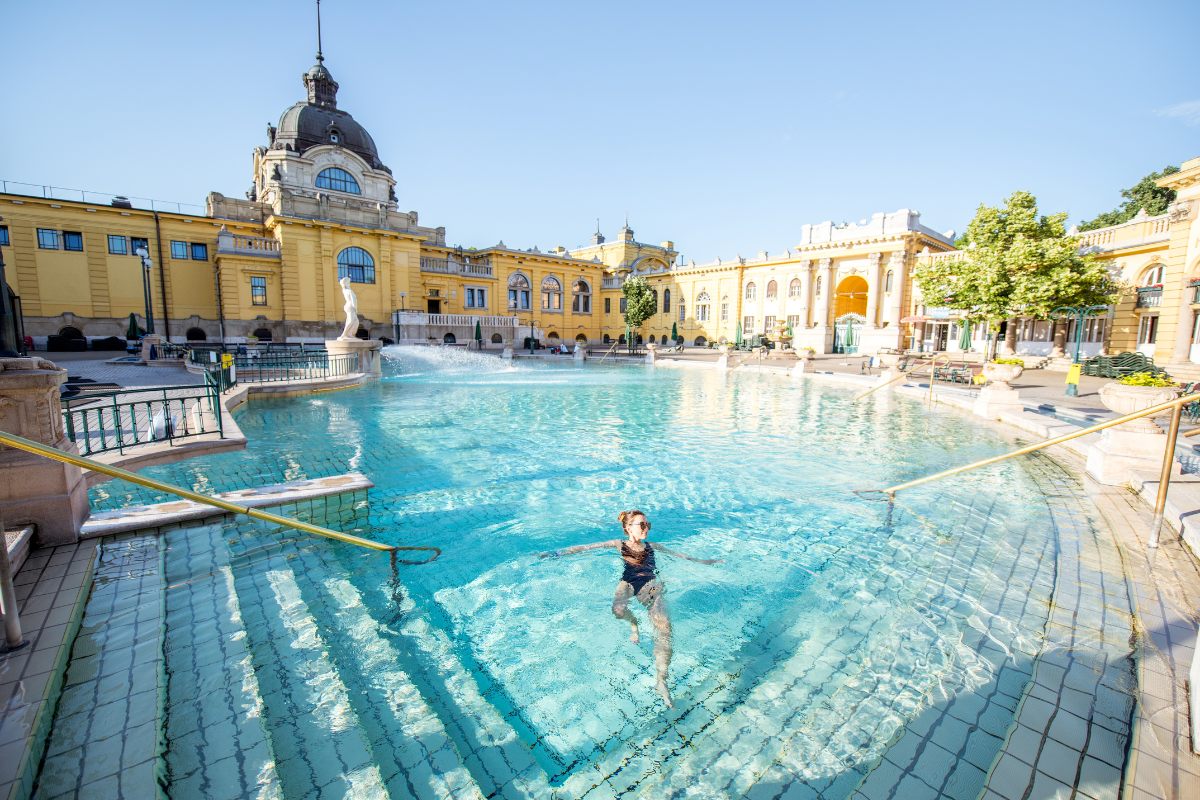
(573, 348), (586, 362)
(645, 343), (659, 365)
(1086, 429), (1181, 486)
(973, 384), (1022, 419)
(502, 347), (514, 360)
(0, 358), (90, 546)
(139, 334), (163, 364)
(326, 339), (382, 380)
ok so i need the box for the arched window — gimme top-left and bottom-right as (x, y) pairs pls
(696, 291), (711, 322)
(679, 296), (686, 322)
(745, 282), (757, 300)
(337, 247), (375, 283)
(721, 295), (729, 322)
(1141, 264), (1165, 286)
(252, 328), (273, 341)
(694, 336), (707, 346)
(542, 276), (562, 311)
(884, 270), (894, 293)
(663, 289), (671, 313)
(491, 333), (503, 343)
(572, 279), (591, 313)
(316, 168), (361, 194)
(649, 334), (657, 343)
(766, 280), (778, 300)
(814, 276), (822, 298)
(547, 331), (560, 342)
(443, 332), (456, 343)
(508, 273), (531, 310)
(789, 278), (802, 298)
(603, 333), (611, 344)
(185, 327), (207, 342)
(58, 326), (84, 340)
(575, 333), (588, 342)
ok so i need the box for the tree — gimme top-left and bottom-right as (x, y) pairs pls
(1078, 166), (1179, 231)
(912, 191), (1119, 330)
(622, 276), (657, 339)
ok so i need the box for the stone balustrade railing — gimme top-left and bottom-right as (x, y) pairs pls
(419, 257), (494, 277)
(392, 312), (518, 327)
(216, 230), (282, 258)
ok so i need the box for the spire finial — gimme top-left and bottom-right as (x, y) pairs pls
(625, 212), (629, 227)
(316, 0), (324, 63)
(596, 218), (600, 234)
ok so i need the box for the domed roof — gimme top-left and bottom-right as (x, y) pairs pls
(269, 62), (388, 172)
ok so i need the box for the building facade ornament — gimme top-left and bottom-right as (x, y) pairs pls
(1168, 199), (1195, 225)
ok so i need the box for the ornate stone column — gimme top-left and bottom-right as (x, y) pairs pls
(865, 252), (883, 329)
(797, 259), (812, 328)
(884, 249), (905, 328)
(0, 358), (90, 545)
(814, 258), (833, 330)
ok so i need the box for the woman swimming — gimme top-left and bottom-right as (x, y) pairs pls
(540, 509), (722, 708)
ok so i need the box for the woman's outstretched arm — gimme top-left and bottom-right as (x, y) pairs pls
(538, 539), (622, 558)
(650, 543), (724, 565)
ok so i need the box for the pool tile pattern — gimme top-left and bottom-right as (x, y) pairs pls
(32, 534), (165, 800)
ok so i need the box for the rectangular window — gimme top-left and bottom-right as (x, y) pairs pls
(171, 241), (189, 259)
(108, 235), (127, 255)
(191, 243), (208, 261)
(467, 288), (476, 307)
(787, 315), (800, 330)
(697, 305), (710, 322)
(521, 290), (529, 309)
(744, 316), (755, 333)
(678, 305), (685, 322)
(338, 263), (375, 283)
(605, 297), (611, 314)
(721, 303), (729, 322)
(251, 276), (267, 306)
(0, 226), (8, 246)
(620, 297), (628, 314)
(508, 289), (517, 309)
(62, 232), (83, 251)
(37, 229), (59, 249)
(764, 316), (776, 333)
(131, 237), (148, 256)
(478, 289), (486, 308)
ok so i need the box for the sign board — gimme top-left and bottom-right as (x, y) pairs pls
(1065, 364), (1081, 385)
(926, 307), (951, 319)
(221, 353), (234, 368)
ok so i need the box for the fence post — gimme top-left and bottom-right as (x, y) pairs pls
(0, 505), (28, 652)
(1149, 402), (1183, 549)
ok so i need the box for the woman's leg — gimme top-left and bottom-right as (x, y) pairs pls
(612, 581), (639, 643)
(639, 582), (674, 707)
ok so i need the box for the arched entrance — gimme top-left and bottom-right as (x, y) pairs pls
(833, 313), (866, 354)
(834, 276), (868, 319)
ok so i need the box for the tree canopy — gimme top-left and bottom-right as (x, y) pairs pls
(912, 191), (1119, 324)
(1078, 166), (1179, 231)
(622, 276), (657, 331)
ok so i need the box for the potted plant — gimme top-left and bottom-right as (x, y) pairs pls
(799, 346), (816, 361)
(982, 357), (1024, 387)
(1099, 372), (1180, 434)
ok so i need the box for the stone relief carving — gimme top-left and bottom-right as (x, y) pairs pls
(818, 257), (833, 270)
(1168, 200), (1195, 225)
(889, 250), (906, 266)
(799, 259), (812, 271)
(869, 252), (883, 267)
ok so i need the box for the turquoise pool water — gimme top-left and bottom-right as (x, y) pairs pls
(72, 350), (1132, 799)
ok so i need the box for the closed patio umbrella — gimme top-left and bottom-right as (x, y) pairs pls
(126, 313), (140, 340)
(957, 321), (972, 350)
(474, 320), (483, 348)
(671, 322), (678, 343)
(734, 321), (743, 347)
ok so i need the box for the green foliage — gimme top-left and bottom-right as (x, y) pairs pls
(622, 276), (657, 331)
(1078, 166), (1179, 231)
(953, 230), (970, 249)
(912, 191), (1120, 325)
(1118, 371), (1176, 387)
(990, 357), (1025, 366)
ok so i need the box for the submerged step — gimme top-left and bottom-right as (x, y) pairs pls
(80, 473), (374, 537)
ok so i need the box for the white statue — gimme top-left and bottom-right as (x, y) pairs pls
(337, 277), (359, 340)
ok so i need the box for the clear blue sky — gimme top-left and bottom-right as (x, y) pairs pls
(3, 0), (1197, 262)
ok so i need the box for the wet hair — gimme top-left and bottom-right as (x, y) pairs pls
(618, 509), (651, 532)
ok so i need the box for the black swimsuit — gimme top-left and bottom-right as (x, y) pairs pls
(621, 542), (658, 594)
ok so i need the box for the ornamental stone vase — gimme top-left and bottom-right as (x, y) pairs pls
(876, 353), (904, 390)
(981, 362), (1024, 388)
(974, 363), (1025, 419)
(1087, 382), (1182, 485)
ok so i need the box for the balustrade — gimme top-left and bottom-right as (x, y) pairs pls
(419, 257), (494, 277)
(216, 231), (281, 258)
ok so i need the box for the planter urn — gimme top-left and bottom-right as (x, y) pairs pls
(1097, 382), (1180, 435)
(1087, 381), (1182, 485)
(982, 363), (1024, 388)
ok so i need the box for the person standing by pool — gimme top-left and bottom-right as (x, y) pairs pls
(540, 509), (722, 708)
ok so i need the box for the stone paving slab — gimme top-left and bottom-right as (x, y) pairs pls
(0, 542), (97, 800)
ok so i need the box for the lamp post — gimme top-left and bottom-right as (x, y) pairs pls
(527, 317), (540, 354)
(1050, 304), (1109, 397)
(134, 246), (155, 335)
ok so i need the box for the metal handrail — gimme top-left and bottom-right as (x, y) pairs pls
(0, 429), (440, 562)
(597, 340), (621, 364)
(856, 391), (1200, 550)
(853, 354), (952, 403)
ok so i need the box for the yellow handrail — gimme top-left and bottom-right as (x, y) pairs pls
(0, 429), (439, 558)
(858, 391), (1200, 550)
(853, 353), (953, 403)
(597, 339), (621, 365)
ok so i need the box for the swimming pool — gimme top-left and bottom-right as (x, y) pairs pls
(59, 350), (1136, 799)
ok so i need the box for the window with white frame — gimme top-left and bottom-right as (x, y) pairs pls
(766, 280), (777, 300)
(789, 278), (802, 298)
(1141, 264), (1165, 286)
(696, 291), (710, 321)
(678, 301), (686, 322)
(745, 282), (756, 300)
(743, 316), (754, 333)
(885, 270), (894, 293)
(787, 315), (800, 330)
(542, 276), (562, 311)
(508, 273), (530, 309)
(721, 297), (729, 322)
(764, 315), (776, 333)
(572, 279), (591, 313)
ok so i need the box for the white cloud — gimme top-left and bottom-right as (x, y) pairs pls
(1157, 100), (1200, 126)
